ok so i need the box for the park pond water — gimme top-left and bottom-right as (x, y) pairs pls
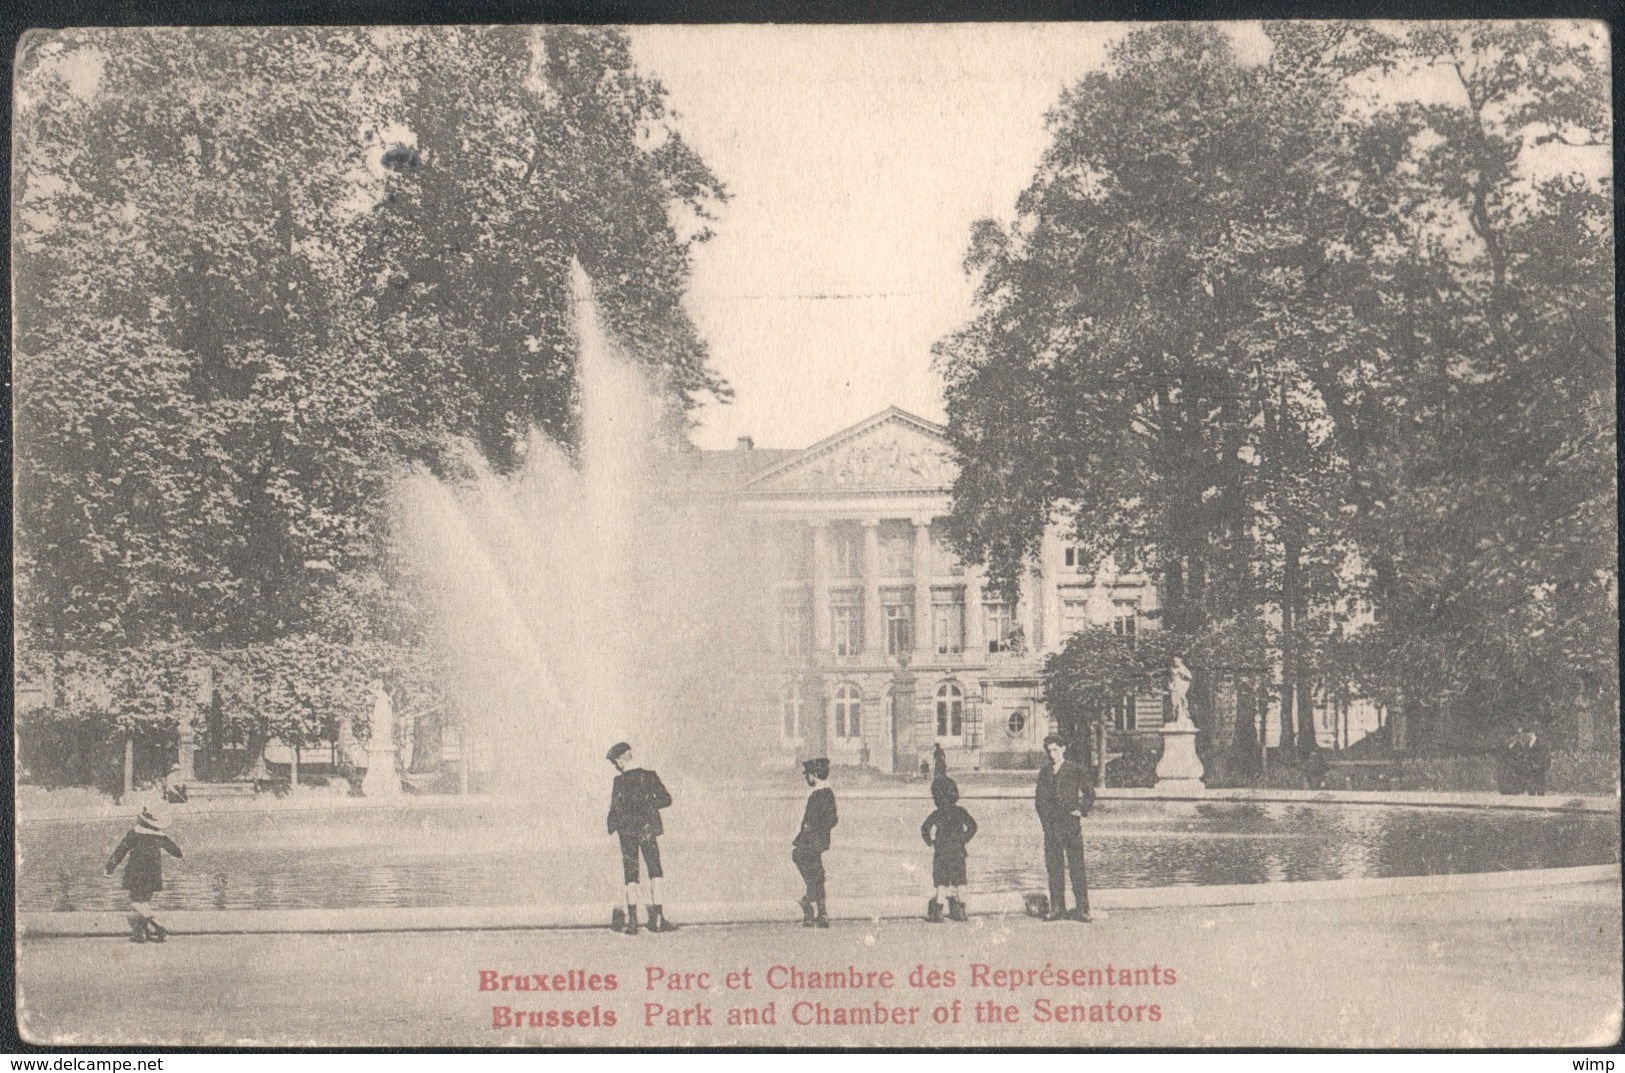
(18, 796), (1619, 913)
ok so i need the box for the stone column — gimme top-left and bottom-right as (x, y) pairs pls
(862, 519), (882, 657)
(804, 672), (829, 758)
(966, 566), (986, 656)
(1025, 562), (1043, 652)
(811, 522), (831, 655)
(912, 517), (933, 657)
(1038, 532), (1060, 655)
(889, 665), (917, 775)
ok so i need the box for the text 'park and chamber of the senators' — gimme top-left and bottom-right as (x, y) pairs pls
(480, 960), (1180, 1031)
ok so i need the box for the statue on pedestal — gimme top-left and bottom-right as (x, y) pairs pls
(1168, 657), (1194, 727)
(1155, 656), (1206, 791)
(361, 680), (403, 798)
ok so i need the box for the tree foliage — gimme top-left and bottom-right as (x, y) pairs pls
(13, 29), (727, 791)
(1044, 626), (1183, 745)
(13, 28), (727, 699)
(939, 21), (1613, 752)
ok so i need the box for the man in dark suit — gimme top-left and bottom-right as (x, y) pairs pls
(1035, 733), (1095, 922)
(607, 742), (675, 935)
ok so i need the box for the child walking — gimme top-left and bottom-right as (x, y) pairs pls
(104, 806), (183, 943)
(921, 776), (977, 923)
(792, 757), (837, 928)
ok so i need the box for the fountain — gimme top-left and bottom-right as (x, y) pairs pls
(23, 274), (1615, 933)
(17, 354), (1618, 916)
(390, 261), (776, 829)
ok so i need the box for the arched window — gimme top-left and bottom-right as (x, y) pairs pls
(935, 682), (964, 738)
(833, 683), (863, 739)
(780, 683), (805, 741)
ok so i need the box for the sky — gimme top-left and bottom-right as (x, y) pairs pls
(633, 22), (1604, 452)
(627, 25), (1151, 451)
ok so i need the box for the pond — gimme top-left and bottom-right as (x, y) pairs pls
(18, 797), (1618, 914)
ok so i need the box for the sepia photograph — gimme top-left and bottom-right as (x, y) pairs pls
(10, 20), (1620, 1049)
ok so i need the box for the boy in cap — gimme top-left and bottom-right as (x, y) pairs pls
(921, 776), (978, 922)
(606, 742), (676, 935)
(792, 757), (837, 928)
(104, 806), (183, 943)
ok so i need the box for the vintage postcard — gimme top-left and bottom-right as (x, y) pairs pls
(11, 21), (1620, 1049)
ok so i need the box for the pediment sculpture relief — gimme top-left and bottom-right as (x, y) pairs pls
(775, 426), (958, 489)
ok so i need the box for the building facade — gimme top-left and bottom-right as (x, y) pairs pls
(726, 407), (1165, 773)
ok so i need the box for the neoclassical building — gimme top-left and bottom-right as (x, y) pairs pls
(671, 405), (1378, 775)
(716, 407), (1165, 773)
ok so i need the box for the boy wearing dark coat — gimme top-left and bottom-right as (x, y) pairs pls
(606, 742), (676, 935)
(792, 757), (837, 928)
(104, 807), (183, 943)
(921, 776), (978, 922)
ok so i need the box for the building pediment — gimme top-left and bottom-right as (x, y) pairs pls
(746, 407), (958, 494)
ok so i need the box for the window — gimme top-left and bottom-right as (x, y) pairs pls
(884, 597), (913, 657)
(779, 589), (812, 659)
(929, 524), (964, 576)
(932, 588), (965, 654)
(1060, 596), (1089, 638)
(1063, 547), (1084, 569)
(1111, 693), (1137, 731)
(1006, 710), (1026, 737)
(935, 682), (964, 738)
(879, 520), (914, 576)
(781, 683), (806, 740)
(834, 683), (862, 739)
(1113, 603), (1137, 647)
(831, 526), (862, 579)
(984, 602), (1016, 654)
(831, 591), (862, 656)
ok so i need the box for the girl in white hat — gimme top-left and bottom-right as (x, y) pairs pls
(105, 806), (183, 942)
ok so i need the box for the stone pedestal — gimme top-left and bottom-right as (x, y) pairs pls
(1154, 719), (1206, 791)
(361, 740), (402, 798)
(176, 720), (197, 783)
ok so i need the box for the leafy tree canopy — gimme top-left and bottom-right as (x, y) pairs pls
(14, 27), (727, 662)
(938, 21), (1612, 739)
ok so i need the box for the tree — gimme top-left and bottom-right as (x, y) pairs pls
(14, 28), (732, 788)
(356, 27), (729, 469)
(16, 28), (419, 653)
(1325, 23), (1615, 748)
(936, 21), (1612, 769)
(1044, 626), (1182, 746)
(15, 643), (200, 794)
(13, 27), (728, 674)
(936, 25), (1366, 765)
